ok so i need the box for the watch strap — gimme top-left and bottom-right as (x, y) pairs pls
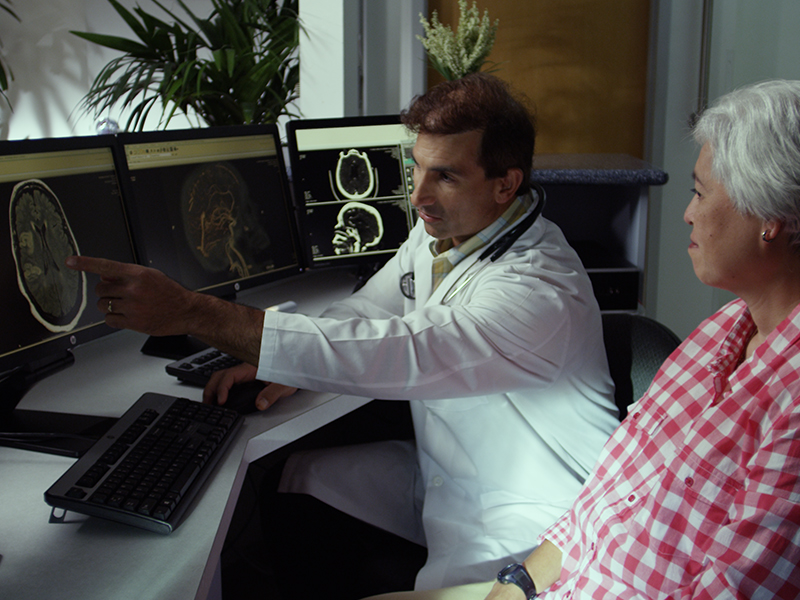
(497, 563), (537, 599)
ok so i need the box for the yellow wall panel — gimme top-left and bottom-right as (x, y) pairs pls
(426, 0), (650, 157)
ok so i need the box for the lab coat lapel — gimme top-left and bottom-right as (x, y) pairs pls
(412, 241), (433, 306)
(425, 251), (482, 306)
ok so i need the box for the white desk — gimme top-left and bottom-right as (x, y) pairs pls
(0, 268), (373, 600)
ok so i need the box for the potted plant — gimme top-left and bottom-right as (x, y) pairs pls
(72, 0), (299, 131)
(418, 0), (498, 81)
(0, 0), (20, 109)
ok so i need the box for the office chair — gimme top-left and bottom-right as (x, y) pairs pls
(601, 313), (682, 420)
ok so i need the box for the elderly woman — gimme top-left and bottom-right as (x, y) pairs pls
(367, 79), (800, 599)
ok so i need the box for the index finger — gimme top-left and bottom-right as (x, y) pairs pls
(65, 255), (137, 278)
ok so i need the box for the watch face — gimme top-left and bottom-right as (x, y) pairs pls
(498, 563), (536, 597)
(499, 564), (518, 581)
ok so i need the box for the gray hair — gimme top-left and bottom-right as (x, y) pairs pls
(692, 79), (800, 249)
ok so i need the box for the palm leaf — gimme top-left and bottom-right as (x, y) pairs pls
(72, 0), (300, 130)
(107, 0), (150, 42)
(71, 31), (154, 56)
(1, 0), (21, 107)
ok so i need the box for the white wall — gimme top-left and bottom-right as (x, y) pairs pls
(0, 0), (214, 139)
(708, 0), (800, 93)
(298, 0), (426, 119)
(297, 0), (360, 119)
(645, 0), (709, 339)
(361, 0), (426, 116)
(646, 0), (800, 339)
(0, 0), (425, 139)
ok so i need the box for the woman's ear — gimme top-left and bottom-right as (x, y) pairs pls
(761, 219), (784, 243)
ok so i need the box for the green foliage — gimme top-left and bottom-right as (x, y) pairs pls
(0, 0), (21, 108)
(72, 0), (300, 131)
(418, 0), (499, 81)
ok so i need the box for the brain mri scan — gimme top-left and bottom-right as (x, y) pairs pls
(332, 201), (384, 255)
(9, 179), (87, 332)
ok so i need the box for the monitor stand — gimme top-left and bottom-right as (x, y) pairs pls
(139, 289), (234, 360)
(0, 352), (118, 458)
(139, 334), (210, 361)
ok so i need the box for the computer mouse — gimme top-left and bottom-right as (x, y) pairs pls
(219, 381), (266, 415)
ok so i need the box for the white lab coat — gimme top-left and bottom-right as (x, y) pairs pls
(256, 214), (619, 589)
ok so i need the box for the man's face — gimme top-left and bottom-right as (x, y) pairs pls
(410, 131), (511, 246)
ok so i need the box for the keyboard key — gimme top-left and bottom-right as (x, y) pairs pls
(66, 487), (87, 499)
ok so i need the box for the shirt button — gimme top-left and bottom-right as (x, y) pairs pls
(685, 477), (694, 487)
(627, 494), (636, 503)
(432, 476), (444, 487)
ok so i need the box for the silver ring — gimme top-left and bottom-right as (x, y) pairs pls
(108, 300), (113, 314)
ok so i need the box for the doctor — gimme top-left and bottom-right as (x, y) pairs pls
(66, 74), (619, 596)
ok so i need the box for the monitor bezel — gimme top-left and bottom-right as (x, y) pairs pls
(285, 114), (417, 270)
(0, 134), (136, 385)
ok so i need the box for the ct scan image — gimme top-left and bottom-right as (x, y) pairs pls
(294, 141), (417, 263)
(180, 161), (271, 279)
(332, 149), (377, 200)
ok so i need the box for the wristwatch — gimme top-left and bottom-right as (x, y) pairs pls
(497, 563), (538, 599)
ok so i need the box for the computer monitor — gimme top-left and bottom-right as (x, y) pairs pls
(115, 125), (303, 299)
(0, 135), (137, 454)
(285, 115), (417, 269)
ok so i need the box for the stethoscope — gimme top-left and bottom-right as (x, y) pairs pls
(400, 183), (546, 301)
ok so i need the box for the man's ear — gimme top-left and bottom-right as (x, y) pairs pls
(496, 168), (525, 203)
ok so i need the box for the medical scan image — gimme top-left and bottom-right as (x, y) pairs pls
(331, 149), (378, 200)
(181, 162), (271, 278)
(332, 201), (385, 255)
(9, 179), (87, 332)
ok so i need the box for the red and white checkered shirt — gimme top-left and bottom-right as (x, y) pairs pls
(541, 299), (800, 599)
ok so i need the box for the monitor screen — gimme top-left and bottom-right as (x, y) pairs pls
(286, 115), (417, 268)
(0, 136), (137, 379)
(116, 125), (303, 298)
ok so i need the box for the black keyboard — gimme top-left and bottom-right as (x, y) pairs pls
(166, 348), (243, 386)
(44, 393), (242, 534)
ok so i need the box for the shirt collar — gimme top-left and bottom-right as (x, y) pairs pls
(709, 301), (800, 378)
(429, 187), (536, 265)
(709, 307), (757, 378)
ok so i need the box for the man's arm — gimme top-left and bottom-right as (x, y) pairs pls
(65, 256), (265, 366)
